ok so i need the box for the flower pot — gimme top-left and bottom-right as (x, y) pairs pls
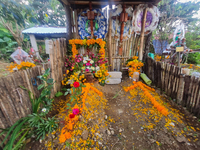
(84, 71), (94, 83)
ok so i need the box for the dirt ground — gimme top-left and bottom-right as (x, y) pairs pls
(0, 60), (10, 78)
(101, 77), (200, 150)
(26, 77), (200, 150)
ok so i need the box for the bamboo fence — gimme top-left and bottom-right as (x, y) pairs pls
(143, 57), (200, 117)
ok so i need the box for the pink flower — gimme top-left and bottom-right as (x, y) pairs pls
(95, 64), (97, 67)
(73, 108), (79, 115)
(86, 69), (89, 72)
(86, 63), (90, 66)
(77, 59), (80, 62)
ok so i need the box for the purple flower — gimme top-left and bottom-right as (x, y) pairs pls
(72, 108), (80, 115)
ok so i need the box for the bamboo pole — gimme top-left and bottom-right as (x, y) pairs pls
(139, 8), (148, 61)
(74, 9), (79, 39)
(108, 4), (112, 71)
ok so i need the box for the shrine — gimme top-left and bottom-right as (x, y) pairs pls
(59, 0), (160, 71)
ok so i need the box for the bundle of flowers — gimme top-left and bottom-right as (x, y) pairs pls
(126, 56), (144, 78)
(63, 52), (108, 86)
(7, 61), (36, 72)
(95, 64), (109, 85)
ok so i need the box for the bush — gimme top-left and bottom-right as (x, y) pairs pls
(187, 52), (200, 65)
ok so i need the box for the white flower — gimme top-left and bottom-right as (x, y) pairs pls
(83, 60), (87, 63)
(96, 66), (100, 71)
(42, 108), (46, 112)
(91, 67), (95, 70)
(90, 60), (94, 64)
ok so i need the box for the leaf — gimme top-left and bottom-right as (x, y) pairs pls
(37, 84), (45, 90)
(62, 88), (68, 91)
(47, 78), (53, 84)
(55, 92), (63, 97)
(64, 91), (69, 96)
(45, 68), (50, 75)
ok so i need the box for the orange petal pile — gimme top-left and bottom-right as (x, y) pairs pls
(125, 81), (169, 116)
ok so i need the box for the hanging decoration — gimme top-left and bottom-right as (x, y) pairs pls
(132, 4), (160, 35)
(78, 8), (107, 39)
(111, 4), (133, 41)
(111, 4), (133, 55)
(172, 23), (185, 47)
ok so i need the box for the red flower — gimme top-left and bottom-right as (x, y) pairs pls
(90, 64), (92, 66)
(83, 64), (85, 66)
(73, 81), (80, 88)
(88, 61), (90, 63)
(93, 71), (95, 73)
(69, 113), (75, 119)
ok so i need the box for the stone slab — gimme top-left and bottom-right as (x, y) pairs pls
(106, 78), (121, 84)
(108, 72), (122, 79)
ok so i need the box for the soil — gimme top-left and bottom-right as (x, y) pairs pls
(26, 76), (200, 150)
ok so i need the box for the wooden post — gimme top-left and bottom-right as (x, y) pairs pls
(74, 9), (79, 38)
(29, 34), (43, 62)
(108, 4), (112, 71)
(139, 8), (147, 61)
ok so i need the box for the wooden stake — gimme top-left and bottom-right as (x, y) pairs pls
(108, 4), (112, 71)
(139, 8), (147, 61)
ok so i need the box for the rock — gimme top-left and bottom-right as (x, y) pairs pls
(107, 72), (122, 79)
(82, 130), (89, 140)
(107, 129), (111, 135)
(111, 130), (114, 135)
(169, 122), (175, 127)
(105, 115), (108, 120)
(122, 135), (126, 138)
(106, 78), (121, 84)
(176, 136), (187, 143)
(150, 139), (156, 143)
(39, 139), (42, 143)
(119, 128), (123, 132)
(95, 133), (102, 138)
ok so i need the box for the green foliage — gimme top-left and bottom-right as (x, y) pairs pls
(187, 53), (200, 65)
(55, 91), (63, 97)
(185, 22), (200, 50)
(0, 68), (58, 149)
(154, 0), (200, 41)
(0, 36), (17, 60)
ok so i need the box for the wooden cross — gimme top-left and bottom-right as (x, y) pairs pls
(81, 1), (100, 38)
(112, 4), (132, 55)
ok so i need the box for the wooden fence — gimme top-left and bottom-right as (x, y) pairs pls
(0, 38), (66, 130)
(0, 64), (48, 129)
(143, 57), (200, 117)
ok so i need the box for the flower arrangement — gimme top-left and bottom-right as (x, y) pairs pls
(68, 38), (106, 59)
(95, 64), (109, 85)
(7, 61), (36, 72)
(155, 55), (162, 61)
(126, 56), (144, 78)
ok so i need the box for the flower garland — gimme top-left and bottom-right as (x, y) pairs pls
(68, 39), (106, 59)
(59, 83), (103, 143)
(125, 81), (169, 116)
